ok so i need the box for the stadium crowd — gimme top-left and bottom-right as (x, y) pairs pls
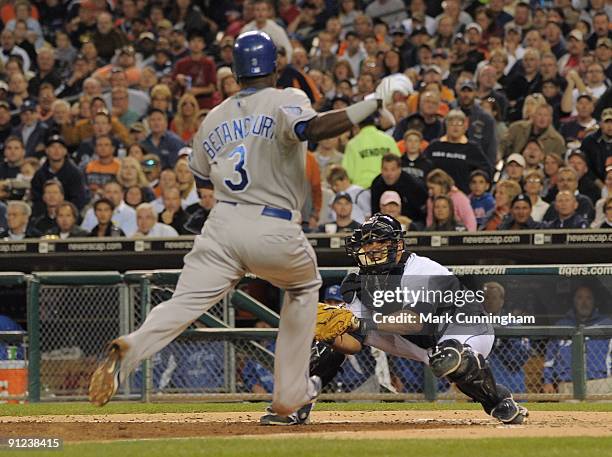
(0, 0), (611, 240)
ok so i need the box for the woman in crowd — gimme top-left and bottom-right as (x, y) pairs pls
(481, 179), (522, 230)
(117, 157), (155, 202)
(170, 93), (200, 142)
(542, 152), (564, 201)
(523, 170), (550, 223)
(426, 169), (476, 231)
(427, 195), (465, 231)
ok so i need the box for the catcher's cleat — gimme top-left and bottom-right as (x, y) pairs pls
(260, 401), (315, 426)
(491, 398), (529, 424)
(89, 339), (127, 406)
(260, 376), (321, 426)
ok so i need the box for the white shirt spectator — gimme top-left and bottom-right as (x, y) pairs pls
(0, 45), (30, 72)
(81, 201), (138, 237)
(241, 19), (293, 62)
(135, 222), (178, 237)
(530, 197), (550, 223)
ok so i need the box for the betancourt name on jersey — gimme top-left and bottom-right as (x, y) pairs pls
(203, 114), (276, 159)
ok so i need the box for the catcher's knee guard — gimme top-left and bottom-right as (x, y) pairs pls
(429, 339), (528, 424)
(309, 341), (346, 387)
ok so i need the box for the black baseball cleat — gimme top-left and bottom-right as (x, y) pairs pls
(491, 398), (529, 424)
(88, 339), (127, 406)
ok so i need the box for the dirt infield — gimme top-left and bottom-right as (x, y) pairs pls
(2, 410), (612, 442)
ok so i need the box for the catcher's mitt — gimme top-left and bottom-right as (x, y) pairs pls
(315, 303), (360, 342)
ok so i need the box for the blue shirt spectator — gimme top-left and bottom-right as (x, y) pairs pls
(140, 109), (186, 169)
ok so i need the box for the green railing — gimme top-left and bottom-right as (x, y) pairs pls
(2, 270), (611, 402)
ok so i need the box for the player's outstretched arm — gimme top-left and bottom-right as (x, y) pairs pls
(304, 99), (382, 142)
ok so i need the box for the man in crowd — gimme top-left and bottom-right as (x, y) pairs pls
(81, 180), (137, 237)
(319, 192), (359, 234)
(0, 200), (32, 240)
(370, 154), (427, 226)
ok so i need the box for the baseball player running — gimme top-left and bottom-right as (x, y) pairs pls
(89, 31), (393, 418)
(261, 213), (529, 425)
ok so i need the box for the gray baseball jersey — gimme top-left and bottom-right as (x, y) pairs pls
(190, 87), (317, 211)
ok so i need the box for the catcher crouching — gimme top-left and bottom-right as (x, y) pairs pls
(260, 213), (528, 425)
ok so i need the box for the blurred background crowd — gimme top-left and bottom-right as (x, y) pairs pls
(0, 0), (610, 240)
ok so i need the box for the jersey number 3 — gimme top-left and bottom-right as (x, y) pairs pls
(224, 144), (250, 192)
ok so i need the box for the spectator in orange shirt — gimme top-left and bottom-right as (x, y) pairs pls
(85, 135), (121, 196)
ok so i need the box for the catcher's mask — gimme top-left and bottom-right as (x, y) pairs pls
(345, 213), (405, 273)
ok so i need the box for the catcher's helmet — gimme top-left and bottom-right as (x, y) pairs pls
(345, 213), (406, 273)
(233, 31), (277, 79)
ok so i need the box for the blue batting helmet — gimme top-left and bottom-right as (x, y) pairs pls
(233, 31), (277, 79)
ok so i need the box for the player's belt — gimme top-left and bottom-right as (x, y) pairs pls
(219, 201), (293, 221)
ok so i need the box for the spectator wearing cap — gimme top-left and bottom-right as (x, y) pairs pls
(389, 25), (416, 70)
(558, 30), (587, 77)
(380, 190), (417, 231)
(320, 192), (360, 233)
(545, 190), (590, 229)
(94, 48), (143, 91)
(580, 107), (612, 184)
(27, 47), (61, 96)
(141, 154), (162, 197)
(11, 100), (48, 159)
(92, 12), (128, 64)
(140, 109), (186, 170)
(400, 129), (433, 184)
(500, 103), (566, 159)
(0, 29), (30, 72)
(423, 110), (492, 195)
(31, 135), (88, 215)
(498, 194), (541, 230)
(276, 47), (322, 106)
(503, 153), (526, 186)
(523, 170), (550, 222)
(469, 169), (495, 227)
(568, 150), (600, 205)
(595, 37), (612, 81)
(27, 179), (63, 235)
(560, 92), (597, 142)
(172, 30), (218, 110)
(454, 78), (498, 166)
(323, 285), (344, 306)
(370, 153), (427, 226)
(168, 27), (190, 63)
(449, 32), (481, 75)
(543, 167), (595, 223)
